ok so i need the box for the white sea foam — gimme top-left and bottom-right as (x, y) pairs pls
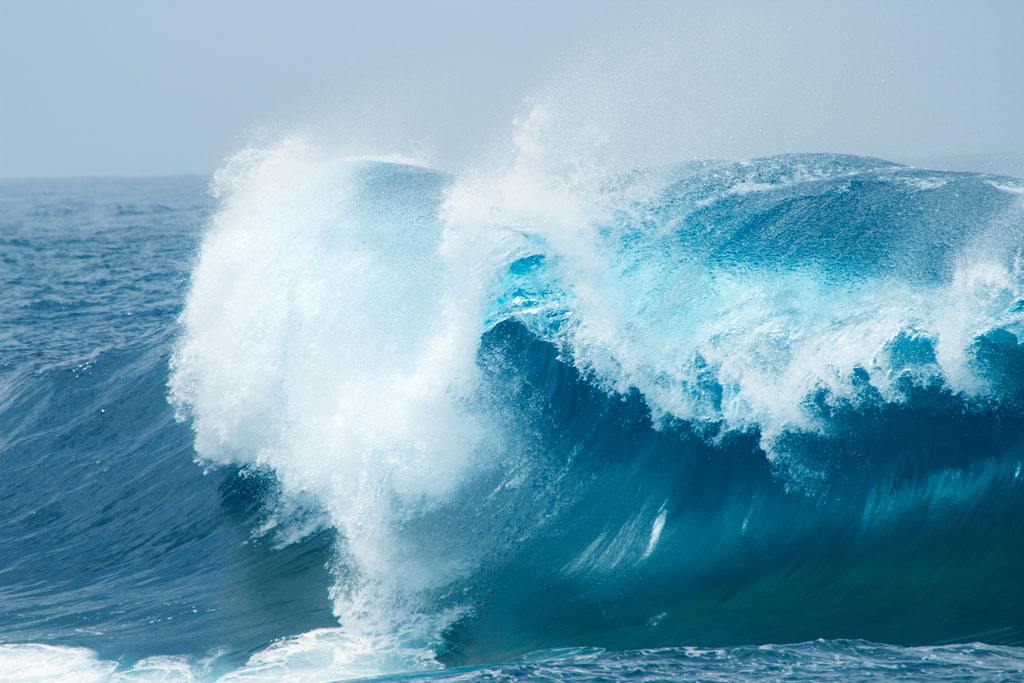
(0, 631), (434, 682)
(0, 644), (115, 683)
(447, 111), (1024, 445)
(988, 179), (1024, 195)
(169, 138), (513, 675)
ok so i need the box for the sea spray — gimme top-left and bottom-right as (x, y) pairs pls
(170, 141), (502, 671)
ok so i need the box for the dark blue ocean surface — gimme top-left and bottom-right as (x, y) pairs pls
(0, 177), (336, 677)
(1, 155), (1024, 680)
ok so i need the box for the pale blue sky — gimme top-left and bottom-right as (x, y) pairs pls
(2, 0), (1023, 178)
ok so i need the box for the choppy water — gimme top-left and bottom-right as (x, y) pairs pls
(2, 144), (1024, 680)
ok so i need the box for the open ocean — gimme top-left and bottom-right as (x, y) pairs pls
(2, 148), (1024, 681)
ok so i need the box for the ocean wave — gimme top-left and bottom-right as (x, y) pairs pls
(164, 122), (1024, 677)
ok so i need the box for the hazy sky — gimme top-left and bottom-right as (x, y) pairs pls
(2, 0), (1023, 178)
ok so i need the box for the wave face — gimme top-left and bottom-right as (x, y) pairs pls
(3, 141), (1024, 680)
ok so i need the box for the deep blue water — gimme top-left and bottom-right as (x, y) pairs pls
(0, 177), (337, 677)
(2, 155), (1024, 680)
